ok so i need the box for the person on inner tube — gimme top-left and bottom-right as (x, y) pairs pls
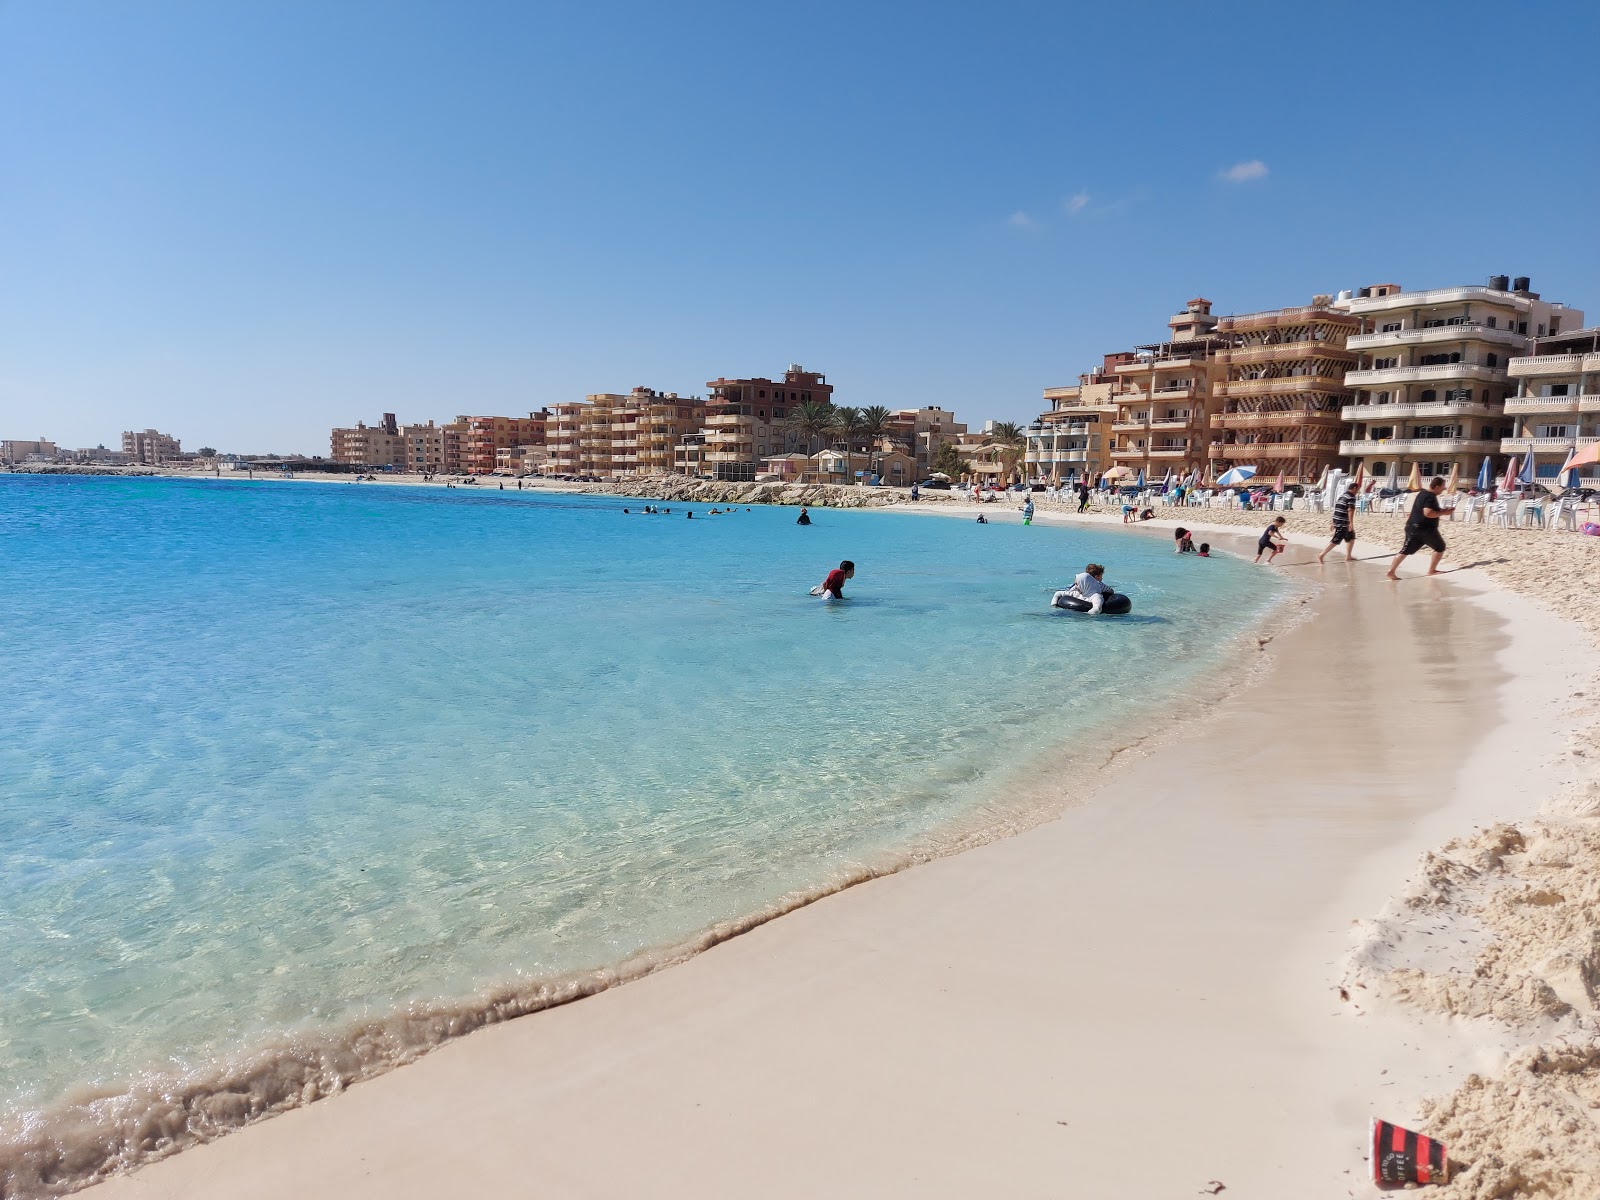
(1068, 563), (1114, 615)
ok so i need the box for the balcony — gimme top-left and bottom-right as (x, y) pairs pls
(1347, 323), (1525, 352)
(1112, 418), (1151, 432)
(1212, 410), (1341, 430)
(1149, 416), (1196, 428)
(1339, 437), (1503, 455)
(1501, 436), (1599, 452)
(1340, 400), (1499, 422)
(1212, 441), (1328, 460)
(1217, 375), (1350, 399)
(1509, 352), (1600, 377)
(1345, 362), (1505, 388)
(1504, 396), (1592, 414)
(1146, 447), (1191, 458)
(1214, 343), (1357, 366)
(1341, 285), (1533, 315)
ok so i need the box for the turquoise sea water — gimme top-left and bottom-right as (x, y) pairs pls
(0, 476), (1282, 1183)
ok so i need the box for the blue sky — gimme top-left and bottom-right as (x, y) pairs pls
(3, 1), (1597, 454)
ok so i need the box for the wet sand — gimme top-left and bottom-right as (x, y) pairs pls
(83, 527), (1594, 1196)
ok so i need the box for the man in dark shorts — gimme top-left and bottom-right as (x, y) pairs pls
(1317, 480), (1360, 563)
(1386, 476), (1452, 580)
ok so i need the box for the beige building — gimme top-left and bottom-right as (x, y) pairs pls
(122, 429), (182, 465)
(1, 438), (59, 463)
(399, 422), (445, 472)
(1026, 354), (1130, 484)
(1108, 299), (1230, 481)
(546, 403), (585, 475)
(1503, 326), (1600, 486)
(882, 407), (967, 478)
(331, 415), (402, 468)
(1335, 277), (1583, 485)
(543, 389), (705, 478)
(705, 365), (832, 481)
(1210, 300), (1359, 485)
(462, 412), (547, 475)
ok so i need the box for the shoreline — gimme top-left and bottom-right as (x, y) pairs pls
(72, 497), (1600, 1196)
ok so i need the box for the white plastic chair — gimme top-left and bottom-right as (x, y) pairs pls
(1517, 498), (1546, 528)
(1486, 500), (1510, 527)
(1548, 497), (1578, 532)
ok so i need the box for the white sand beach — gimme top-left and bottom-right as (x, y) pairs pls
(78, 508), (1600, 1198)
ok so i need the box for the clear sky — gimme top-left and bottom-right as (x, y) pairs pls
(3, 1), (1597, 454)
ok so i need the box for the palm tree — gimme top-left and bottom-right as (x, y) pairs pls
(987, 421), (1027, 485)
(787, 400), (837, 454)
(830, 406), (865, 452)
(859, 405), (892, 447)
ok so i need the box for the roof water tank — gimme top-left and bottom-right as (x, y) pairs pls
(1357, 287), (1371, 298)
(1513, 276), (1531, 293)
(1489, 275), (1510, 291)
(1337, 290), (1353, 302)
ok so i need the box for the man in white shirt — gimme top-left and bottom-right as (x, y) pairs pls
(1069, 563), (1112, 615)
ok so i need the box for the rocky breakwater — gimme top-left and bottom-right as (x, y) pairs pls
(568, 478), (906, 509)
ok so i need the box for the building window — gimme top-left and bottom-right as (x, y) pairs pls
(1374, 357), (1398, 370)
(1373, 461), (1388, 477)
(1486, 316), (1497, 328)
(1381, 321), (1402, 333)
(1420, 390), (1437, 403)
(1486, 353), (1498, 368)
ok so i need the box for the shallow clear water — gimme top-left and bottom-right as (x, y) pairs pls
(0, 476), (1282, 1118)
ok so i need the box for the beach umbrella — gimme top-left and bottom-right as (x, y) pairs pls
(1518, 448), (1536, 486)
(1445, 461), (1460, 494)
(1313, 464), (1329, 489)
(1476, 455), (1492, 491)
(1405, 461), (1421, 492)
(1273, 469), (1285, 494)
(1103, 465), (1133, 481)
(1215, 465), (1256, 487)
(1564, 441), (1600, 471)
(1135, 467), (1145, 489)
(1162, 468), (1173, 490)
(1502, 456), (1519, 494)
(1352, 462), (1365, 490)
(1558, 445), (1579, 489)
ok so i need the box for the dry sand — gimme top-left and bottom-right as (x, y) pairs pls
(76, 508), (1600, 1197)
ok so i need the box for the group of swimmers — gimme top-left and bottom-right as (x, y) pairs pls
(620, 505), (756, 518)
(1171, 528), (1212, 558)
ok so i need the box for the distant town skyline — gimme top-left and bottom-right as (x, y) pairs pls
(4, 1), (1597, 453)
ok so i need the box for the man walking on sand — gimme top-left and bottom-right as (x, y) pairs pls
(1386, 476), (1452, 580)
(1317, 480), (1360, 564)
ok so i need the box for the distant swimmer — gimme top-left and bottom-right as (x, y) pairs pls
(976, 514), (987, 524)
(810, 559), (855, 599)
(687, 511), (694, 519)
(796, 506), (812, 525)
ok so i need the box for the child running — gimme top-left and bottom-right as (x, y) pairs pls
(1255, 516), (1288, 564)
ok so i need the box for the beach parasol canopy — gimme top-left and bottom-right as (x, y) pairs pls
(1405, 461), (1422, 491)
(1502, 456), (1519, 493)
(1353, 462), (1365, 490)
(1215, 465), (1256, 487)
(1518, 448), (1536, 486)
(1476, 455), (1493, 491)
(1102, 465), (1134, 481)
(1314, 464), (1330, 488)
(1273, 469), (1285, 494)
(1555, 445), (1580, 491)
(1163, 468), (1174, 489)
(1564, 441), (1600, 471)
(1135, 467), (1145, 489)
(1445, 461), (1460, 493)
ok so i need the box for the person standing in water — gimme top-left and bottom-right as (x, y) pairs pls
(796, 506), (812, 525)
(1255, 516), (1288, 564)
(812, 560), (855, 599)
(1022, 496), (1035, 525)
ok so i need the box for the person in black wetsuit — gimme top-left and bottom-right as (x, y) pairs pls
(796, 506), (812, 525)
(1387, 476), (1452, 580)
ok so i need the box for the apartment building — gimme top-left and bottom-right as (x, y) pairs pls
(399, 421), (446, 473)
(1, 438), (59, 463)
(632, 389), (704, 474)
(122, 429), (182, 465)
(1210, 300), (1359, 485)
(1335, 277), (1583, 485)
(331, 414), (402, 467)
(704, 365), (832, 481)
(462, 412), (548, 475)
(1025, 354), (1130, 484)
(545, 403), (585, 475)
(1108, 299), (1230, 481)
(1503, 326), (1600, 485)
(884, 406), (968, 478)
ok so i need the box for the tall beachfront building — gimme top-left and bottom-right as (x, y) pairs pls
(546, 403), (584, 475)
(1334, 278), (1583, 485)
(1025, 354), (1130, 484)
(331, 414), (400, 467)
(884, 407), (967, 479)
(1210, 300), (1359, 485)
(704, 365), (832, 481)
(1108, 298), (1231, 482)
(462, 412), (548, 475)
(1504, 326), (1600, 485)
(122, 428), (182, 465)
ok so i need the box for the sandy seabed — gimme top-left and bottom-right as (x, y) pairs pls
(48, 481), (1600, 1199)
